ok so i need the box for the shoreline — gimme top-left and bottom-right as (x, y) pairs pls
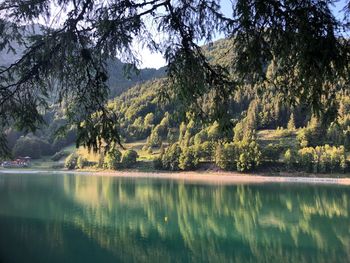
(1, 168), (350, 185)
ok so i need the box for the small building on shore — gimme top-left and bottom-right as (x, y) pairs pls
(1, 156), (31, 168)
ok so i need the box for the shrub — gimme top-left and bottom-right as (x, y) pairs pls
(194, 130), (208, 145)
(344, 129), (350, 150)
(297, 116), (324, 147)
(179, 146), (199, 170)
(327, 122), (343, 145)
(64, 153), (79, 169)
(297, 147), (315, 172)
(214, 144), (224, 168)
(147, 127), (162, 147)
(275, 127), (293, 137)
(236, 140), (261, 172)
(287, 113), (296, 131)
(296, 145), (347, 173)
(121, 150), (138, 168)
(262, 143), (285, 162)
(201, 141), (214, 161)
(284, 149), (297, 169)
(207, 121), (221, 141)
(153, 157), (163, 170)
(215, 143), (236, 170)
(103, 149), (122, 170)
(144, 112), (154, 126)
(194, 140), (214, 161)
(215, 137), (261, 172)
(76, 156), (88, 169)
(167, 129), (177, 144)
(97, 153), (105, 168)
(297, 130), (309, 148)
(237, 153), (250, 171)
(316, 145), (346, 173)
(161, 143), (182, 171)
(233, 121), (245, 142)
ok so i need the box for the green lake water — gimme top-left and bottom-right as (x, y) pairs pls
(0, 173), (349, 263)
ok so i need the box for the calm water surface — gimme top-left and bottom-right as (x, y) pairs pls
(0, 173), (349, 263)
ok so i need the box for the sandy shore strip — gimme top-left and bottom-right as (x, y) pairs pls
(1, 168), (350, 185)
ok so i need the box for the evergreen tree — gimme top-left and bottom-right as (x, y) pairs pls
(1, 0), (348, 154)
(167, 129), (177, 144)
(179, 146), (199, 170)
(144, 113), (155, 127)
(178, 123), (187, 143)
(147, 127), (162, 147)
(287, 113), (296, 131)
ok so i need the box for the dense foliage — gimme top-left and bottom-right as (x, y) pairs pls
(121, 150), (138, 168)
(1, 27), (350, 174)
(12, 135), (53, 159)
(76, 156), (88, 169)
(2, 0), (350, 155)
(64, 153), (79, 170)
(215, 130), (261, 172)
(284, 145), (347, 173)
(103, 149), (122, 170)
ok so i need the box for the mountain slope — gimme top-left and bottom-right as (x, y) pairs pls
(0, 23), (166, 98)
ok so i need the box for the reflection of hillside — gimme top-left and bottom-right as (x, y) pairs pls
(61, 176), (350, 262)
(0, 174), (350, 262)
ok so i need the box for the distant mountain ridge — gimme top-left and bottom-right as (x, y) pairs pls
(0, 23), (166, 98)
(106, 59), (165, 97)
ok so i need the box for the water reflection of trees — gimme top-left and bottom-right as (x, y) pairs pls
(0, 174), (349, 263)
(61, 176), (350, 263)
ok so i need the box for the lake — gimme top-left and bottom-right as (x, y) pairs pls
(0, 173), (349, 263)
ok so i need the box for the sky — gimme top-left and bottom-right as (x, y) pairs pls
(139, 0), (234, 69)
(137, 49), (166, 69)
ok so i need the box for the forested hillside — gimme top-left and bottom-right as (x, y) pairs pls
(105, 73), (350, 173)
(97, 38), (350, 173)
(0, 23), (165, 160)
(3, 38), (350, 174)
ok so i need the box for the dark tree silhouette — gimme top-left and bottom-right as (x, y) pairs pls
(0, 0), (349, 154)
